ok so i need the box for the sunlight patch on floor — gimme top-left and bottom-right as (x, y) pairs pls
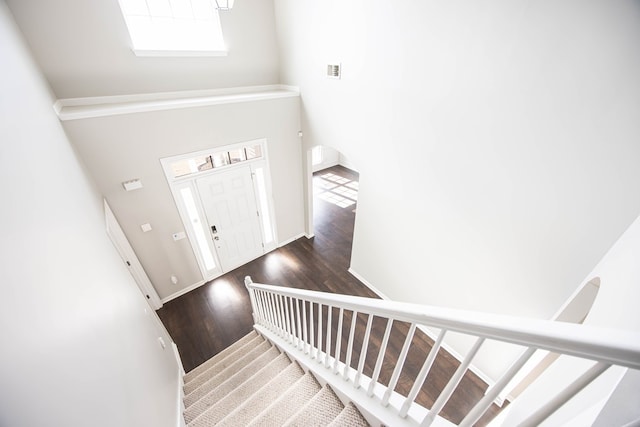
(314, 172), (358, 209)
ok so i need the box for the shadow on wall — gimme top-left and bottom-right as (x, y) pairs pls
(504, 278), (601, 401)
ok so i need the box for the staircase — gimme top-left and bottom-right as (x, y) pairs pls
(182, 330), (371, 426)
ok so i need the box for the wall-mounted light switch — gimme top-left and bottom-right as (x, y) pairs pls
(141, 223), (152, 232)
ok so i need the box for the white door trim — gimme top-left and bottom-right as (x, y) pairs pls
(160, 139), (278, 281)
(104, 200), (163, 309)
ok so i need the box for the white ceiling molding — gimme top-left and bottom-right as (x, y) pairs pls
(54, 85), (300, 121)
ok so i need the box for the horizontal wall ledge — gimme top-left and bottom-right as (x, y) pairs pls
(54, 84), (300, 121)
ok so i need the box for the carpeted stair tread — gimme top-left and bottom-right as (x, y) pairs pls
(245, 372), (321, 427)
(184, 346), (283, 423)
(184, 334), (263, 393)
(187, 352), (293, 427)
(184, 330), (257, 383)
(213, 361), (305, 427)
(283, 384), (345, 426)
(184, 339), (271, 406)
(327, 402), (371, 427)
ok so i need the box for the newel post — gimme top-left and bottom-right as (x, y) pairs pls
(244, 276), (258, 324)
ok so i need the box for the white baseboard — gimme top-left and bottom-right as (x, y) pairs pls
(347, 267), (499, 397)
(312, 160), (340, 173)
(347, 268), (392, 300)
(161, 232), (307, 303)
(161, 279), (207, 304)
(278, 232), (305, 247)
(305, 233), (315, 239)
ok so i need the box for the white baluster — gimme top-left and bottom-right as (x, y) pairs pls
(254, 290), (265, 325)
(368, 318), (394, 397)
(344, 310), (359, 380)
(383, 323), (416, 406)
(460, 346), (536, 427)
(301, 299), (308, 353)
(354, 313), (374, 389)
(400, 330), (447, 418)
(308, 301), (314, 357)
(281, 295), (288, 340)
(518, 361), (611, 427)
(333, 308), (344, 374)
(316, 303), (323, 362)
(325, 306), (332, 368)
(265, 292), (275, 332)
(284, 297), (296, 345)
(421, 337), (485, 427)
(274, 293), (285, 336)
(296, 298), (304, 351)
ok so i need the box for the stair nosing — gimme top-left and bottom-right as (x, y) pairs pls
(184, 346), (284, 422)
(184, 330), (257, 382)
(212, 361), (306, 427)
(184, 339), (272, 406)
(186, 352), (293, 426)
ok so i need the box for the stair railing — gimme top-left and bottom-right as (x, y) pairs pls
(244, 277), (640, 427)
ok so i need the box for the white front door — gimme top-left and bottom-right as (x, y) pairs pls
(196, 166), (264, 272)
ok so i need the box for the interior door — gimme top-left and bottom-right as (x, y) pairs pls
(104, 200), (163, 309)
(196, 166), (264, 272)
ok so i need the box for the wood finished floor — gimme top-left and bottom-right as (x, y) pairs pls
(158, 165), (501, 426)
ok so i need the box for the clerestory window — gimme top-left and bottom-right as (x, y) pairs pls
(118, 0), (228, 56)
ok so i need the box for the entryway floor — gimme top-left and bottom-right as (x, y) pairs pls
(157, 165), (502, 426)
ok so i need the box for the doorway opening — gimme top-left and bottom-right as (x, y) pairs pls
(161, 139), (278, 281)
(307, 145), (359, 262)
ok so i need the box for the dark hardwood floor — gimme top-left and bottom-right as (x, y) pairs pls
(158, 165), (501, 426)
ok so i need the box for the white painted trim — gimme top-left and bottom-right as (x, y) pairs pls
(304, 233), (315, 239)
(348, 267), (499, 392)
(312, 159), (340, 173)
(249, 280), (640, 370)
(255, 325), (442, 427)
(160, 139), (278, 278)
(278, 233), (305, 247)
(347, 268), (392, 300)
(52, 100), (62, 115)
(56, 85), (298, 107)
(161, 279), (207, 304)
(172, 343), (186, 427)
(133, 49), (227, 57)
(277, 84), (301, 93)
(54, 85), (300, 121)
(105, 200), (163, 309)
(304, 148), (315, 239)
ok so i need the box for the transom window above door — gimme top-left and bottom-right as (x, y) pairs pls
(167, 143), (263, 179)
(160, 139), (277, 281)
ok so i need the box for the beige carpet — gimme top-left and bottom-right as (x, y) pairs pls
(183, 331), (370, 426)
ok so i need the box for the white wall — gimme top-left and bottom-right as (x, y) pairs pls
(0, 3), (180, 426)
(312, 145), (340, 172)
(498, 214), (640, 426)
(274, 0), (640, 380)
(62, 98), (304, 300)
(6, 0), (280, 98)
